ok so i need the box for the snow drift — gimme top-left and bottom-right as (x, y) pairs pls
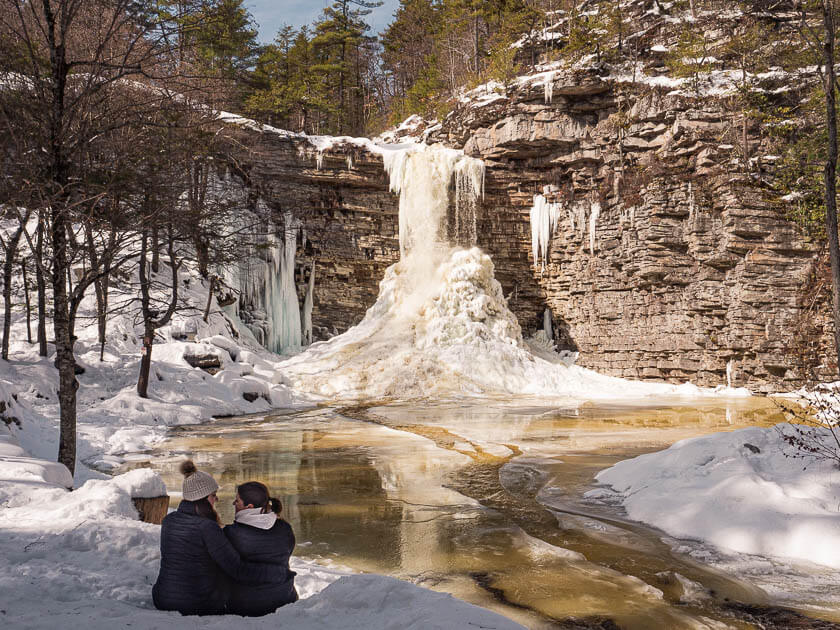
(589, 424), (840, 569)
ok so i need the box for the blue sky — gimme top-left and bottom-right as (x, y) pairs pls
(246, 0), (401, 43)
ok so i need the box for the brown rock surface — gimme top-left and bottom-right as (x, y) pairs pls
(220, 68), (826, 391)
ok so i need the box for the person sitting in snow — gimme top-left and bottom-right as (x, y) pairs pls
(152, 461), (285, 615)
(223, 481), (299, 616)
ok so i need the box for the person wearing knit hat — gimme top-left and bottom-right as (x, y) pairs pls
(181, 461), (220, 502)
(152, 461), (288, 615)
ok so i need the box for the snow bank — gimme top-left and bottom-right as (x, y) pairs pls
(111, 468), (168, 498)
(265, 574), (523, 630)
(589, 425), (840, 569)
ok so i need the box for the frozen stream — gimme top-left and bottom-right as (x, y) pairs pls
(135, 398), (840, 629)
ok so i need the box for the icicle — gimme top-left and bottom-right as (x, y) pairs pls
(589, 201), (601, 255)
(302, 260), (315, 345)
(529, 193), (562, 267)
(688, 181), (694, 219)
(543, 307), (554, 341)
(316, 152), (324, 170)
(544, 71), (555, 104)
(346, 155), (354, 170)
(726, 359), (733, 389)
(576, 201), (587, 239)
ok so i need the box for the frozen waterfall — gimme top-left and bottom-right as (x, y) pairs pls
(269, 212), (302, 352)
(383, 144), (485, 262)
(224, 210), (302, 354)
(302, 261), (315, 346)
(276, 142), (728, 401)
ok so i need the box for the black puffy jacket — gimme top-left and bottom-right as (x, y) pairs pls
(152, 501), (286, 616)
(223, 518), (298, 616)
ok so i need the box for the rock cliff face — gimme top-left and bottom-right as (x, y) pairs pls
(222, 68), (825, 391)
(421, 73), (822, 392)
(222, 129), (400, 338)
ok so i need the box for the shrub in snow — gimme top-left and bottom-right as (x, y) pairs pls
(778, 386), (840, 469)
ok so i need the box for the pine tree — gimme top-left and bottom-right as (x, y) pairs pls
(312, 0), (383, 135)
(185, 0), (260, 109)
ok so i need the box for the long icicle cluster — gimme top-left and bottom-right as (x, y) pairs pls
(530, 193), (562, 268)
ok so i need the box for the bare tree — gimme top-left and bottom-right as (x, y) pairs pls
(0, 0), (209, 475)
(788, 0), (840, 377)
(0, 209), (29, 359)
(137, 223), (181, 399)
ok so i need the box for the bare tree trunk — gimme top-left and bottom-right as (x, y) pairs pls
(99, 264), (110, 362)
(2, 225), (23, 360)
(21, 261), (32, 344)
(137, 230), (152, 398)
(822, 1), (840, 376)
(137, 323), (154, 399)
(86, 225), (114, 362)
(151, 222), (160, 274)
(473, 15), (480, 75)
(36, 215), (48, 357)
(203, 275), (217, 322)
(138, 226), (180, 398)
(42, 0), (79, 476)
(53, 204), (79, 476)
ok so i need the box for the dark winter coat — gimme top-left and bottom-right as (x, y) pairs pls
(223, 518), (298, 616)
(152, 500), (286, 616)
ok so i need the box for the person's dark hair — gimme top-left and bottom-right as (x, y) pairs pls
(237, 481), (282, 515)
(193, 497), (221, 525)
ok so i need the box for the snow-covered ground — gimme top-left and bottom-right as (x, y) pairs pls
(587, 425), (840, 570)
(0, 295), (523, 629)
(0, 457), (521, 630)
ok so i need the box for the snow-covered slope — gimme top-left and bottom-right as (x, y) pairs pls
(587, 425), (840, 570)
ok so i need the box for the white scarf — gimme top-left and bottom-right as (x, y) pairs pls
(234, 507), (277, 530)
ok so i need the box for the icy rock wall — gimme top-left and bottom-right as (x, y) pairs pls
(217, 126), (403, 344)
(422, 65), (825, 391)
(217, 53), (826, 390)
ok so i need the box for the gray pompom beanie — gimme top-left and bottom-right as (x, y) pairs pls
(180, 460), (220, 501)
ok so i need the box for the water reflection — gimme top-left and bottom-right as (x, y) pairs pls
(136, 399), (839, 629)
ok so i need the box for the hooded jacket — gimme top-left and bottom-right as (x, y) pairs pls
(152, 500), (284, 615)
(223, 513), (298, 617)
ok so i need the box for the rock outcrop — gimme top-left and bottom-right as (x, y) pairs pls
(221, 67), (825, 392)
(419, 72), (822, 391)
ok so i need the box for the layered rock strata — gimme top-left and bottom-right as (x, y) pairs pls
(222, 70), (823, 390)
(424, 74), (820, 391)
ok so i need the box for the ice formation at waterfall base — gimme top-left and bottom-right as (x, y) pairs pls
(277, 247), (741, 401)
